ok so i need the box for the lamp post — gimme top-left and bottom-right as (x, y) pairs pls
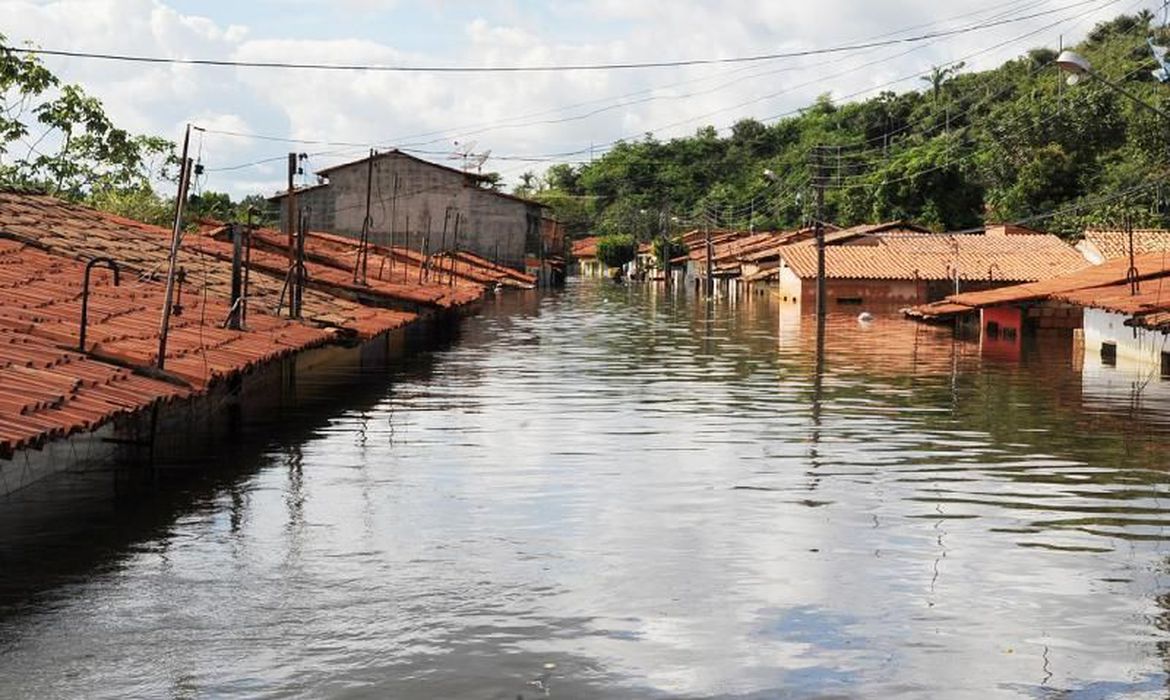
(1056, 50), (1170, 119)
(1057, 50), (1167, 295)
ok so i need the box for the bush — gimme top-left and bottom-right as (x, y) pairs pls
(652, 236), (684, 268)
(596, 234), (636, 269)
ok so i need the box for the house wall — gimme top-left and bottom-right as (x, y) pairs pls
(278, 154), (538, 268)
(980, 306), (1023, 361)
(792, 277), (928, 310)
(777, 266), (804, 306)
(1083, 308), (1170, 371)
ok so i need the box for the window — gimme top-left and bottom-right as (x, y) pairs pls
(1161, 351), (1170, 378)
(985, 321), (1000, 339)
(836, 297), (863, 306)
(1101, 341), (1117, 366)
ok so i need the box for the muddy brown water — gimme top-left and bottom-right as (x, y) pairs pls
(2, 279), (1170, 699)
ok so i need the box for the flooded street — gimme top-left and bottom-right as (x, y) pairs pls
(3, 279), (1170, 699)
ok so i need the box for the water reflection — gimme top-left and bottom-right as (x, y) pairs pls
(1, 279), (1170, 698)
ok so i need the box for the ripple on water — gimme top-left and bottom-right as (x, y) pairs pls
(2, 280), (1170, 698)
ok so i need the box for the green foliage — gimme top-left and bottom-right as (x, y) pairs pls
(0, 38), (174, 200)
(596, 234), (636, 269)
(652, 236), (684, 268)
(86, 185), (173, 227)
(530, 12), (1170, 240)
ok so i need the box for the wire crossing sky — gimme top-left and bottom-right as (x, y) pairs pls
(0, 0), (1147, 196)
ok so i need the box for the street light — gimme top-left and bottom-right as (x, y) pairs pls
(1055, 49), (1170, 119)
(1057, 49), (1164, 296)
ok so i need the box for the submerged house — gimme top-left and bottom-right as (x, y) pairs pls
(570, 236), (606, 277)
(771, 223), (1087, 310)
(0, 191), (532, 496)
(907, 251), (1170, 371)
(269, 150), (549, 270)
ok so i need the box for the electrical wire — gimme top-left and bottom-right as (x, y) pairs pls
(2, 1), (1106, 74)
(202, 0), (1115, 176)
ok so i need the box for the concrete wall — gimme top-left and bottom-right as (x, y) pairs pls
(279, 153), (539, 268)
(1083, 308), (1170, 371)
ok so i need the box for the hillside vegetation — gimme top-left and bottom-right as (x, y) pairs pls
(520, 11), (1170, 241)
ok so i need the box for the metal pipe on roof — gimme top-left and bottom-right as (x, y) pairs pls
(79, 257), (120, 353)
(242, 209), (254, 328)
(228, 223), (244, 330)
(156, 124), (193, 370)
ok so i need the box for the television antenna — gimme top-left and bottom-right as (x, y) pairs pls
(450, 140), (491, 173)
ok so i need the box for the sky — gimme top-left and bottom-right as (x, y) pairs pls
(0, 0), (1159, 199)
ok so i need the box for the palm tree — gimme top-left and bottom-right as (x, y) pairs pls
(921, 62), (966, 101)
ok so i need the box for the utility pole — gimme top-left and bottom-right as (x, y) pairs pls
(808, 145), (828, 321)
(285, 152), (297, 271)
(705, 223), (714, 297)
(156, 124), (193, 370)
(389, 173), (400, 277)
(355, 148), (374, 284)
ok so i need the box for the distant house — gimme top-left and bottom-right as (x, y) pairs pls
(773, 224), (1088, 309)
(571, 236), (606, 277)
(269, 150), (548, 270)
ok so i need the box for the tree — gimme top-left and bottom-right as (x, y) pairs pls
(532, 10), (1170, 240)
(596, 234), (636, 269)
(1, 39), (173, 200)
(921, 62), (965, 101)
(652, 236), (684, 268)
(513, 170), (538, 197)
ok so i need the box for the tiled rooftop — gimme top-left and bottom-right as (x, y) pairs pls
(0, 192), (415, 338)
(571, 236), (600, 259)
(0, 239), (333, 389)
(0, 327), (186, 457)
(1080, 228), (1170, 261)
(205, 224), (493, 306)
(905, 250), (1170, 322)
(780, 233), (1088, 282)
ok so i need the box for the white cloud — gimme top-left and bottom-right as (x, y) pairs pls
(0, 0), (1148, 198)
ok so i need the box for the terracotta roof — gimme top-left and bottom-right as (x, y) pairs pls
(0, 237), (352, 456)
(203, 224), (486, 308)
(903, 249), (1170, 320)
(0, 327), (186, 456)
(1056, 280), (1170, 318)
(441, 250), (536, 287)
(0, 192), (416, 338)
(1079, 228), (1170, 261)
(779, 233), (1087, 282)
(571, 236), (600, 259)
(945, 250), (1170, 308)
(0, 239), (333, 389)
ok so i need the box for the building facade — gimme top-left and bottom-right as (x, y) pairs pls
(271, 150), (546, 270)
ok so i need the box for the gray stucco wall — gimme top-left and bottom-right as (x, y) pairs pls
(276, 153), (538, 268)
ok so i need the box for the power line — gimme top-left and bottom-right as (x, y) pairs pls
(2, 0), (1112, 74)
(201, 0), (1113, 175)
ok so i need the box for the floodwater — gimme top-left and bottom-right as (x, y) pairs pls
(2, 280), (1170, 699)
